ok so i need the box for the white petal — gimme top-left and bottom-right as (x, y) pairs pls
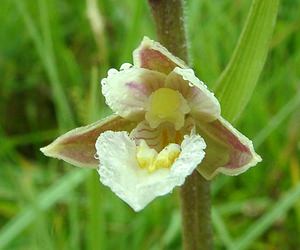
(166, 67), (221, 122)
(95, 130), (206, 211)
(101, 67), (166, 120)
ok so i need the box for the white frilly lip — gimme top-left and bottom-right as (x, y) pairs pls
(95, 130), (206, 211)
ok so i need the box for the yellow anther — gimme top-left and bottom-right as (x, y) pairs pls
(145, 88), (190, 130)
(154, 144), (180, 170)
(136, 140), (157, 169)
(136, 140), (181, 173)
(166, 144), (181, 163)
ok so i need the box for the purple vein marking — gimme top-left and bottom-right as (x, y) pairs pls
(126, 81), (148, 95)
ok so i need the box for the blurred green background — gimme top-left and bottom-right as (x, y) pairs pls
(0, 0), (300, 249)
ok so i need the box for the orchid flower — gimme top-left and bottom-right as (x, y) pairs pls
(41, 37), (261, 211)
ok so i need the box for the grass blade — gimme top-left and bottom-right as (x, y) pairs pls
(14, 0), (75, 130)
(254, 90), (300, 147)
(0, 169), (89, 249)
(233, 183), (300, 250)
(212, 208), (234, 249)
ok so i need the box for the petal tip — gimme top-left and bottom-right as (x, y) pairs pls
(256, 153), (263, 163)
(141, 35), (152, 44)
(214, 152), (262, 179)
(40, 143), (57, 158)
(131, 204), (144, 212)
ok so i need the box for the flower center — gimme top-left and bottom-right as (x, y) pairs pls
(145, 88), (190, 130)
(136, 140), (180, 172)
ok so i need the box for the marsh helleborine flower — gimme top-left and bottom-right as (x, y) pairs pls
(41, 37), (261, 211)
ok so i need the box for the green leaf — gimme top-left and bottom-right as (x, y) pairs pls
(214, 0), (279, 123)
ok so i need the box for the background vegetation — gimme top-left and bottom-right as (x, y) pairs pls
(0, 0), (299, 249)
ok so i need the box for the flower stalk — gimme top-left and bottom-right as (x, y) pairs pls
(181, 172), (213, 250)
(148, 0), (213, 249)
(147, 0), (189, 62)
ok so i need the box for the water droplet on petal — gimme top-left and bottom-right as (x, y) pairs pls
(107, 68), (118, 76)
(186, 69), (194, 75)
(188, 82), (194, 87)
(120, 63), (133, 70)
(94, 153), (99, 160)
(101, 78), (107, 85)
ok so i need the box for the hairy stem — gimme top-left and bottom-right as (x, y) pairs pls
(180, 172), (213, 250)
(148, 1), (213, 249)
(148, 0), (188, 62)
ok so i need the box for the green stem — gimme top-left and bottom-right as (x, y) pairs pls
(148, 1), (213, 249)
